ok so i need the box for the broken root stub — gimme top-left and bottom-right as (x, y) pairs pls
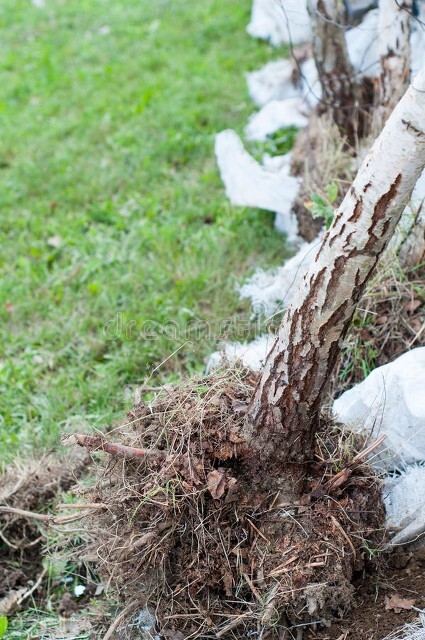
(72, 368), (386, 638)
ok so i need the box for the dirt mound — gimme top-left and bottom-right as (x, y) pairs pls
(309, 549), (425, 640)
(0, 451), (88, 611)
(69, 368), (385, 639)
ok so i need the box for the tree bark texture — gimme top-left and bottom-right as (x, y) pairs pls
(307, 0), (373, 141)
(378, 0), (412, 112)
(246, 66), (425, 490)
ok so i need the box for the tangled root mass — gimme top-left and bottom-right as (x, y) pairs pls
(74, 368), (385, 639)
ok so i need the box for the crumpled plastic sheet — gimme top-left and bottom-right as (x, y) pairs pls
(333, 348), (425, 472)
(246, 59), (300, 108)
(384, 465), (425, 548)
(238, 238), (321, 316)
(245, 97), (308, 141)
(381, 611), (425, 640)
(207, 334), (275, 373)
(244, 6), (425, 142)
(247, 0), (311, 46)
(334, 348), (425, 548)
(214, 130), (301, 222)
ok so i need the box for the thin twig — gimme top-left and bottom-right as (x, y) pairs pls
(103, 600), (139, 640)
(17, 568), (47, 606)
(63, 434), (166, 460)
(216, 613), (251, 638)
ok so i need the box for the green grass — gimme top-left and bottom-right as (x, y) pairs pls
(0, 0), (290, 463)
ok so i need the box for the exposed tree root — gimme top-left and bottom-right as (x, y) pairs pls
(67, 368), (386, 639)
(0, 450), (88, 614)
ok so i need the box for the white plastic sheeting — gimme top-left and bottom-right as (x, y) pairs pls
(381, 612), (425, 640)
(245, 97), (308, 141)
(215, 130), (301, 217)
(238, 238), (321, 316)
(384, 465), (425, 548)
(345, 9), (380, 78)
(246, 59), (299, 108)
(207, 334), (275, 373)
(333, 349), (425, 471)
(247, 0), (311, 46)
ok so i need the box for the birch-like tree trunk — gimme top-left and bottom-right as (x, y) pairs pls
(307, 0), (371, 141)
(246, 66), (425, 496)
(378, 0), (412, 112)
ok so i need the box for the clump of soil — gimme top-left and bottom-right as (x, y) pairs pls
(72, 368), (385, 639)
(0, 451), (87, 607)
(309, 549), (425, 640)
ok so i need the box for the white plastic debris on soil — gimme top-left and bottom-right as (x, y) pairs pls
(208, 239), (321, 371)
(247, 0), (311, 46)
(215, 130), (301, 216)
(207, 335), (275, 373)
(238, 238), (321, 317)
(384, 465), (425, 548)
(333, 348), (425, 471)
(381, 611), (425, 640)
(245, 97), (308, 141)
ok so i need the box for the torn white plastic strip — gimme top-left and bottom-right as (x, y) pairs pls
(215, 130), (301, 217)
(333, 348), (425, 471)
(247, 0), (311, 46)
(245, 97), (308, 141)
(238, 238), (321, 316)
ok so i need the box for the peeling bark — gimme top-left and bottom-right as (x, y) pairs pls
(307, 0), (373, 141)
(246, 66), (425, 495)
(378, 0), (412, 112)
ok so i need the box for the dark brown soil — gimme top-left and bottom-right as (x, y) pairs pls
(308, 550), (425, 640)
(0, 451), (88, 610)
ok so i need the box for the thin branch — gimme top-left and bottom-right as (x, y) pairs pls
(62, 434), (166, 460)
(103, 600), (139, 640)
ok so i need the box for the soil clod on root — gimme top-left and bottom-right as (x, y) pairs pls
(67, 368), (386, 639)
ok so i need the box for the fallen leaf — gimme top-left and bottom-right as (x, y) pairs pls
(385, 594), (416, 613)
(404, 299), (422, 313)
(206, 468), (227, 499)
(0, 588), (26, 616)
(229, 432), (245, 444)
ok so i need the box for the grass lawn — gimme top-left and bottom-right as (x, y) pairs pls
(0, 0), (290, 464)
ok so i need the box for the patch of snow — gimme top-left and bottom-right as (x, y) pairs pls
(247, 0), (311, 46)
(238, 238), (321, 317)
(215, 130), (301, 216)
(245, 97), (308, 141)
(333, 348), (425, 471)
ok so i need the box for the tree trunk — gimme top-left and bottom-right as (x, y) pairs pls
(378, 0), (412, 112)
(307, 0), (372, 142)
(246, 65), (425, 497)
